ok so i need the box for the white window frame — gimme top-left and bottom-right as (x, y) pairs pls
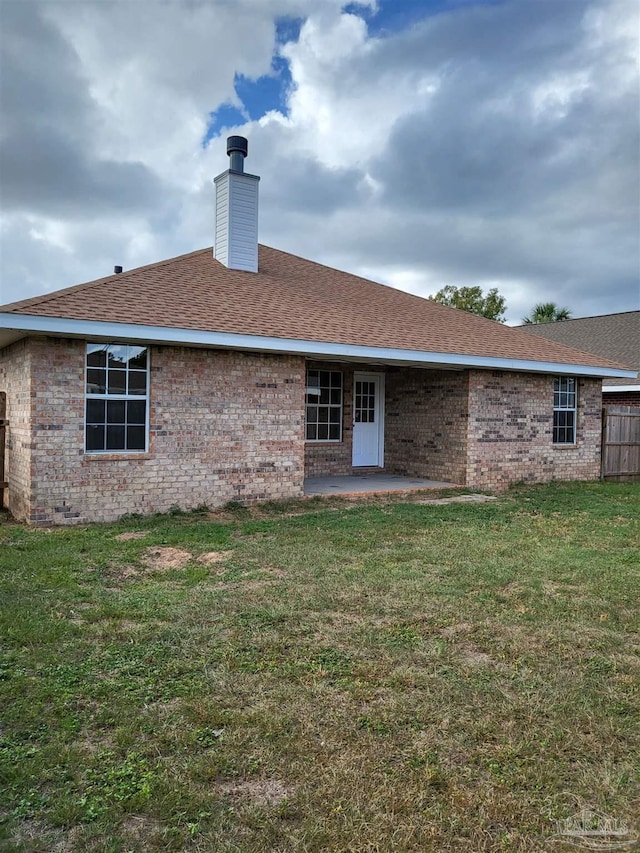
(305, 369), (343, 443)
(553, 376), (577, 445)
(84, 343), (150, 454)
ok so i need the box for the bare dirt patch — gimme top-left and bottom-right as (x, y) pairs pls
(78, 728), (116, 755)
(219, 576), (278, 592)
(142, 546), (193, 570)
(115, 531), (148, 541)
(8, 818), (61, 848)
(217, 778), (292, 807)
(497, 581), (524, 599)
(197, 550), (233, 567)
(144, 697), (185, 721)
(8, 820), (91, 853)
(109, 546), (194, 581)
(121, 815), (165, 843)
(260, 564), (287, 578)
(415, 494), (498, 506)
(541, 579), (582, 599)
(238, 578), (273, 590)
(67, 602), (96, 625)
(116, 619), (144, 631)
(460, 649), (495, 667)
(111, 564), (141, 580)
(323, 610), (370, 629)
(440, 622), (473, 639)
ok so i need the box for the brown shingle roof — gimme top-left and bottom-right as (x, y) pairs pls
(521, 312), (639, 386)
(0, 244), (630, 371)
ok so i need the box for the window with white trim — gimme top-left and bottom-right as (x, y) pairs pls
(306, 369), (342, 441)
(553, 377), (577, 444)
(85, 344), (149, 452)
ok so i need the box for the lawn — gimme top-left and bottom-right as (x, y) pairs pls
(0, 482), (638, 852)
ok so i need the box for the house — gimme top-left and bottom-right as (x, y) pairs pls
(521, 312), (640, 406)
(0, 136), (636, 524)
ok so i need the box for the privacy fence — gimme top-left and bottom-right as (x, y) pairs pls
(0, 392), (6, 506)
(602, 405), (640, 479)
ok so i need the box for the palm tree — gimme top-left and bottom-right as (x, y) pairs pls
(522, 302), (572, 325)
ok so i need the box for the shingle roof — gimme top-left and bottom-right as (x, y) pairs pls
(522, 312), (639, 386)
(0, 244), (631, 372)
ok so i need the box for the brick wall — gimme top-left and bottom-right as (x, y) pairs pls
(0, 339), (32, 521)
(385, 368), (468, 484)
(603, 391), (640, 407)
(12, 337), (306, 524)
(304, 362), (355, 476)
(1, 337), (608, 522)
(466, 370), (602, 490)
(303, 364), (469, 482)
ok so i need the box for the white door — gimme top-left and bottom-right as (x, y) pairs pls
(352, 373), (384, 467)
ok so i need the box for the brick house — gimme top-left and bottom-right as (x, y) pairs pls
(0, 137), (635, 524)
(521, 311), (640, 407)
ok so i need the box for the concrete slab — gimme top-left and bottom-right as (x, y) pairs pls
(304, 473), (458, 496)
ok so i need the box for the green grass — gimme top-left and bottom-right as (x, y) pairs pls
(0, 482), (638, 852)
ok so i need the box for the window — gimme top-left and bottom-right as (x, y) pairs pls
(553, 377), (577, 444)
(306, 369), (342, 441)
(85, 344), (148, 452)
(354, 379), (376, 423)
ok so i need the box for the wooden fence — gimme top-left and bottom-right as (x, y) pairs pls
(602, 405), (640, 479)
(0, 392), (6, 507)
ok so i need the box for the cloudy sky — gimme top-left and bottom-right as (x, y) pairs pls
(0, 0), (638, 323)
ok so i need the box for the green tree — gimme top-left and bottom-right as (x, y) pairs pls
(521, 302), (572, 325)
(430, 285), (507, 322)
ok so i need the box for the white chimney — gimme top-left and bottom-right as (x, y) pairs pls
(213, 136), (260, 273)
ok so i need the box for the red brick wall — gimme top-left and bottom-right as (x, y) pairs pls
(13, 337), (306, 523)
(466, 370), (602, 490)
(385, 368), (468, 484)
(1, 337), (608, 522)
(304, 365), (469, 483)
(603, 391), (640, 407)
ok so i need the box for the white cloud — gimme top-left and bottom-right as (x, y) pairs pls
(0, 0), (638, 323)
(276, 11), (439, 170)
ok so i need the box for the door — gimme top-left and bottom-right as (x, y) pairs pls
(352, 373), (384, 467)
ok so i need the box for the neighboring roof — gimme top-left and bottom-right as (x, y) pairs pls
(521, 311), (639, 388)
(0, 245), (635, 378)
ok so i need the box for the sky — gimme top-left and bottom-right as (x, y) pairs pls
(0, 0), (638, 324)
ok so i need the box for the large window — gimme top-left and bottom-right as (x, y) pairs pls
(553, 376), (577, 445)
(306, 369), (342, 441)
(85, 344), (149, 452)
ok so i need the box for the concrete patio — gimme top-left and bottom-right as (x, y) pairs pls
(304, 472), (458, 497)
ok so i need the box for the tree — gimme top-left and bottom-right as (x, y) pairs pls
(430, 285), (507, 322)
(521, 302), (572, 325)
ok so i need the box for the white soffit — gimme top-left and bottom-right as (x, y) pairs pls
(0, 313), (637, 379)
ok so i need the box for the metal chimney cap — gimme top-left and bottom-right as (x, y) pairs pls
(227, 136), (248, 158)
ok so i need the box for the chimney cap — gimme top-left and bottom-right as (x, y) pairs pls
(227, 136), (248, 158)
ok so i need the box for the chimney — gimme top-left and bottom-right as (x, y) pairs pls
(213, 135), (260, 272)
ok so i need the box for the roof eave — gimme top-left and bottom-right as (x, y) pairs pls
(0, 314), (636, 379)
